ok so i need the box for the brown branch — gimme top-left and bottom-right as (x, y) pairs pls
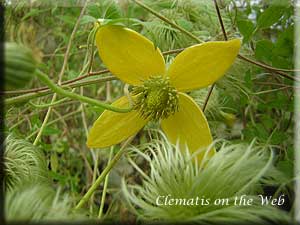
(2, 48), (184, 96)
(202, 83), (215, 111)
(203, 0), (227, 111)
(254, 81), (293, 88)
(213, 0), (228, 40)
(238, 54), (296, 81)
(5, 76), (117, 106)
(3, 69), (110, 95)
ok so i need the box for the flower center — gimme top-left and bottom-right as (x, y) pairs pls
(132, 76), (179, 121)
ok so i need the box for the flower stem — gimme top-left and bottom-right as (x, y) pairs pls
(29, 97), (68, 109)
(33, 101), (53, 145)
(34, 70), (132, 113)
(202, 0), (227, 112)
(32, 1), (89, 145)
(75, 137), (134, 210)
(3, 47), (186, 97)
(5, 76), (117, 106)
(98, 147), (114, 219)
(3, 69), (110, 96)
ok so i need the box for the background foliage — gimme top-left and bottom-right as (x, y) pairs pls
(3, 0), (296, 223)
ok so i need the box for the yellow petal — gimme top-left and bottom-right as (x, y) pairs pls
(96, 25), (166, 86)
(161, 93), (215, 161)
(87, 96), (148, 148)
(167, 39), (241, 92)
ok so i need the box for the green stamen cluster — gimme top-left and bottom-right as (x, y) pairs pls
(132, 76), (179, 121)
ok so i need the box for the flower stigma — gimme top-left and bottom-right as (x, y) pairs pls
(132, 76), (179, 121)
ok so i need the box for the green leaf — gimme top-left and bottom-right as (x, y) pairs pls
(270, 131), (287, 145)
(271, 55), (292, 69)
(277, 160), (293, 178)
(58, 15), (75, 26)
(244, 70), (253, 89)
(43, 127), (60, 135)
(50, 152), (58, 173)
(54, 140), (68, 154)
(255, 40), (274, 63)
(22, 8), (50, 21)
(80, 15), (97, 25)
(257, 6), (285, 29)
(87, 1), (122, 20)
(236, 19), (255, 42)
(273, 26), (294, 57)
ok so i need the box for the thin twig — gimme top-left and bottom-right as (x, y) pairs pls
(75, 136), (134, 210)
(3, 70), (111, 96)
(213, 0), (227, 41)
(27, 109), (82, 140)
(237, 54), (296, 81)
(254, 86), (290, 95)
(33, 2), (88, 145)
(5, 76), (117, 106)
(3, 46), (185, 96)
(29, 97), (68, 109)
(133, 0), (203, 43)
(87, 27), (98, 74)
(132, 0), (296, 83)
(80, 86), (95, 197)
(9, 100), (80, 131)
(202, 84), (215, 111)
(203, 0), (227, 111)
(98, 148), (114, 219)
(163, 48), (185, 55)
(34, 70), (132, 113)
(254, 81), (293, 88)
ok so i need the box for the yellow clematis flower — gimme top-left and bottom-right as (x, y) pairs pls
(87, 25), (241, 159)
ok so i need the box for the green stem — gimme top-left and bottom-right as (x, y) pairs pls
(3, 48), (184, 97)
(27, 109), (82, 140)
(90, 151), (98, 215)
(132, 0), (203, 44)
(75, 137), (133, 210)
(33, 96), (55, 146)
(29, 97), (68, 109)
(5, 76), (117, 106)
(98, 148), (114, 219)
(35, 70), (132, 113)
(87, 25), (99, 74)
